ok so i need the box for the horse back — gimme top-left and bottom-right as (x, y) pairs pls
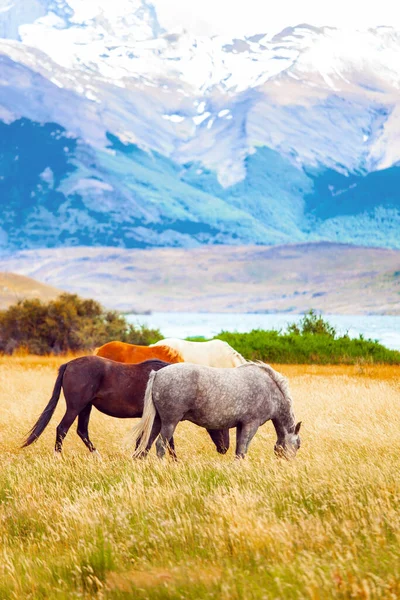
(94, 341), (183, 364)
(63, 356), (172, 419)
(94, 341), (133, 362)
(149, 345), (184, 363)
(154, 338), (241, 367)
(150, 363), (270, 429)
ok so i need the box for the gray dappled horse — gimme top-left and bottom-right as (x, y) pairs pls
(131, 361), (301, 460)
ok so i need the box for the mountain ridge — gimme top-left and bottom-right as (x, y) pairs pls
(0, 1), (400, 249)
(0, 242), (399, 314)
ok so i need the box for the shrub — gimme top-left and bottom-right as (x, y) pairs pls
(0, 293), (162, 355)
(213, 312), (400, 365)
(287, 310), (337, 337)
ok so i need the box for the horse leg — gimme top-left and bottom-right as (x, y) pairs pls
(134, 414), (162, 459)
(167, 436), (177, 460)
(155, 435), (177, 460)
(156, 423), (177, 459)
(76, 404), (100, 457)
(235, 422), (259, 459)
(206, 429), (230, 454)
(55, 408), (80, 455)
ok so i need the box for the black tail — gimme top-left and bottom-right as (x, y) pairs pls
(22, 363), (69, 448)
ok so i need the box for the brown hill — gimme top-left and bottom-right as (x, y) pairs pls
(0, 243), (399, 314)
(0, 272), (62, 309)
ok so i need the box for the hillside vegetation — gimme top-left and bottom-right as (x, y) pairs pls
(0, 296), (399, 364)
(0, 360), (399, 598)
(213, 311), (400, 365)
(0, 293), (161, 354)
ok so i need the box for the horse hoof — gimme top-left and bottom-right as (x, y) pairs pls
(53, 450), (62, 460)
(133, 452), (147, 460)
(92, 449), (102, 461)
(217, 447), (229, 455)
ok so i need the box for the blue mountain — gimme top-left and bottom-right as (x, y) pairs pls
(0, 2), (399, 249)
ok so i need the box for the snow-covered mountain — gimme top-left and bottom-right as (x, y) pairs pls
(0, 0), (400, 249)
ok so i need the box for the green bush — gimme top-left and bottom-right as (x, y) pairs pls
(213, 312), (400, 365)
(0, 293), (162, 355)
(287, 310), (337, 337)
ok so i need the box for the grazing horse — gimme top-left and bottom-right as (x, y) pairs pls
(150, 338), (247, 451)
(94, 341), (184, 364)
(151, 338), (246, 368)
(22, 357), (228, 456)
(131, 362), (301, 460)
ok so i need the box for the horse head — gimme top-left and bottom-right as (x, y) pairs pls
(274, 421), (302, 459)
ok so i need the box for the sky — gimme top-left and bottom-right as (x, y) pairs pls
(153, 0), (400, 37)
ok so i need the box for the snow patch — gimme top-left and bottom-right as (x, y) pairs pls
(0, 4), (13, 14)
(0, 106), (15, 123)
(67, 178), (114, 194)
(85, 90), (99, 102)
(162, 114), (185, 123)
(51, 78), (64, 88)
(193, 112), (210, 125)
(40, 167), (54, 187)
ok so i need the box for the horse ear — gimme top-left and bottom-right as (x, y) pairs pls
(294, 421), (302, 435)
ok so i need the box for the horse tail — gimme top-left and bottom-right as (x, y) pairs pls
(21, 363), (68, 448)
(131, 370), (157, 457)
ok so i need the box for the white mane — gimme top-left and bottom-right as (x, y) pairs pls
(219, 340), (247, 365)
(239, 361), (293, 406)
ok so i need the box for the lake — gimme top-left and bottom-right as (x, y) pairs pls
(126, 312), (400, 351)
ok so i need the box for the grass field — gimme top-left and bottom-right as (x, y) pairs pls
(0, 357), (399, 599)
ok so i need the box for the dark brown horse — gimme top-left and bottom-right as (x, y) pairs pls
(22, 356), (229, 456)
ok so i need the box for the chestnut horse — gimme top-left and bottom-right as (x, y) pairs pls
(94, 341), (184, 364)
(22, 357), (228, 456)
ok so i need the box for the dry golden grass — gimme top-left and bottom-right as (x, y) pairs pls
(0, 359), (399, 598)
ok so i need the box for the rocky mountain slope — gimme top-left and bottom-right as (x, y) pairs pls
(0, 1), (400, 249)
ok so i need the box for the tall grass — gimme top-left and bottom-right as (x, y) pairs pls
(0, 360), (399, 598)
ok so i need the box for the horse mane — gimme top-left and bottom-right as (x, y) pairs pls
(216, 339), (247, 365)
(239, 361), (293, 406)
(231, 348), (247, 365)
(158, 345), (184, 363)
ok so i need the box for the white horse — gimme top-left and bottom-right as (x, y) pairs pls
(150, 338), (247, 368)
